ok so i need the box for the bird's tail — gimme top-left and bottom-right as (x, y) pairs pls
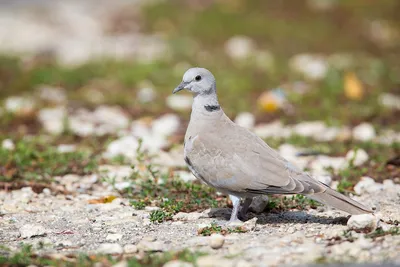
(310, 187), (373, 215)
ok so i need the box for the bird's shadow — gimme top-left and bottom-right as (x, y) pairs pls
(207, 208), (349, 225)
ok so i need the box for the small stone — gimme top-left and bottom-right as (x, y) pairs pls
(209, 233), (225, 249)
(310, 155), (347, 175)
(345, 149), (369, 166)
(173, 212), (203, 221)
(57, 144), (76, 153)
(234, 112), (255, 129)
(235, 260), (253, 267)
(19, 224), (46, 238)
(243, 217), (258, 231)
(293, 121), (327, 138)
(112, 261), (128, 267)
(145, 206), (160, 212)
(93, 106), (130, 130)
(37, 86), (67, 104)
(249, 195), (269, 213)
(163, 260), (194, 267)
(174, 171), (197, 182)
(2, 139), (15, 150)
(137, 240), (164, 252)
(103, 136), (139, 160)
(289, 54), (328, 80)
(106, 233), (123, 242)
(97, 243), (123, 254)
(166, 95), (192, 111)
(224, 36), (255, 60)
(38, 107), (66, 135)
(354, 176), (383, 195)
(57, 240), (73, 248)
(123, 244), (138, 254)
(254, 121), (291, 139)
(42, 188), (51, 196)
(152, 114), (180, 137)
(347, 214), (378, 233)
(197, 255), (233, 267)
(5, 96), (36, 114)
(137, 87), (156, 103)
(352, 123), (376, 141)
(379, 93), (400, 110)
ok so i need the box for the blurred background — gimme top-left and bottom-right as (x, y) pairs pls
(0, 0), (399, 187)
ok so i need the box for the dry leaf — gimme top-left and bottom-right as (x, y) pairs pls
(257, 90), (285, 112)
(344, 72), (364, 100)
(88, 195), (117, 204)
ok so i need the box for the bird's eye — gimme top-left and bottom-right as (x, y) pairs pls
(195, 75), (202, 81)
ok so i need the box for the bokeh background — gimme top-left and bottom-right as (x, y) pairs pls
(0, 1), (399, 196)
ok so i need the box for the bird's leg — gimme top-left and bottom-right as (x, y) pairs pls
(239, 197), (253, 220)
(228, 195), (242, 223)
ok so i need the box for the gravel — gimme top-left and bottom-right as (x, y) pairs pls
(1, 176), (399, 266)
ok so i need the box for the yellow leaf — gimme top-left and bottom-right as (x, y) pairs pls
(344, 72), (364, 100)
(257, 92), (279, 112)
(103, 195), (117, 203)
(88, 195), (117, 204)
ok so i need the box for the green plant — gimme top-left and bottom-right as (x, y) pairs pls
(150, 210), (172, 223)
(0, 139), (98, 182)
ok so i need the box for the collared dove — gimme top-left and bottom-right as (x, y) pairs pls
(173, 67), (372, 222)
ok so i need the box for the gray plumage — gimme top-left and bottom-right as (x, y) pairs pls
(173, 67), (372, 222)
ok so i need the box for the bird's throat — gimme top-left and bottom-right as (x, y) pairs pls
(192, 94), (221, 116)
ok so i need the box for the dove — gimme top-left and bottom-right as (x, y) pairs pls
(173, 67), (372, 222)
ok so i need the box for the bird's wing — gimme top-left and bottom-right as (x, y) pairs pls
(186, 121), (325, 195)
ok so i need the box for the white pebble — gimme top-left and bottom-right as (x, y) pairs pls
(289, 54), (328, 80)
(137, 87), (156, 103)
(152, 114), (180, 137)
(379, 93), (400, 110)
(234, 112), (255, 129)
(345, 149), (369, 166)
(106, 233), (123, 242)
(42, 188), (51, 196)
(5, 96), (35, 113)
(209, 233), (225, 249)
(2, 139), (15, 150)
(103, 136), (139, 160)
(37, 86), (67, 103)
(123, 244), (138, 254)
(354, 176), (383, 195)
(173, 170), (197, 182)
(19, 224), (46, 238)
(163, 260), (194, 267)
(57, 144), (76, 153)
(97, 243), (123, 254)
(352, 123), (376, 141)
(347, 214), (378, 233)
(224, 36), (255, 60)
(38, 107), (67, 135)
(166, 94), (192, 111)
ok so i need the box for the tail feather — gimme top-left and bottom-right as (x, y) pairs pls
(310, 187), (373, 215)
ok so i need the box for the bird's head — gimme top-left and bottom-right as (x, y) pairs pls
(173, 67), (216, 96)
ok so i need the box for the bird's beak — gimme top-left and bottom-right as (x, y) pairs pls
(173, 81), (189, 94)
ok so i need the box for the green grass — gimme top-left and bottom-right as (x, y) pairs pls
(0, 138), (98, 182)
(197, 222), (248, 236)
(101, 141), (225, 223)
(266, 194), (320, 212)
(0, 244), (205, 267)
